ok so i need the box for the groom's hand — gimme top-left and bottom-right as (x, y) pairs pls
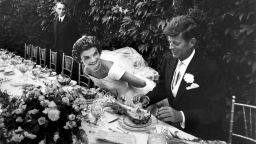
(156, 106), (183, 123)
(133, 95), (149, 108)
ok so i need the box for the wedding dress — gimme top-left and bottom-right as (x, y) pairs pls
(87, 47), (159, 106)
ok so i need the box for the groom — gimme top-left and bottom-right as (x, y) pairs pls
(135, 15), (228, 140)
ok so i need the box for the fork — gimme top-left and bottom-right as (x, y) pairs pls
(116, 127), (129, 134)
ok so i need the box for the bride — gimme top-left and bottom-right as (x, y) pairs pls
(72, 35), (159, 106)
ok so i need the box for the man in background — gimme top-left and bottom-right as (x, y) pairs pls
(53, 1), (79, 76)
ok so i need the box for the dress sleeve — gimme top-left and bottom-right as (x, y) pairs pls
(108, 63), (126, 80)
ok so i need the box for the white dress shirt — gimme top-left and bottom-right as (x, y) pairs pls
(58, 15), (65, 22)
(171, 49), (195, 128)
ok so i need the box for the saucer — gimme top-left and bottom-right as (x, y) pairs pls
(119, 117), (153, 132)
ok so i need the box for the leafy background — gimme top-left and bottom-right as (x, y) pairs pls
(0, 0), (255, 140)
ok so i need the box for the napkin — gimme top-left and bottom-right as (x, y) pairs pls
(95, 130), (136, 144)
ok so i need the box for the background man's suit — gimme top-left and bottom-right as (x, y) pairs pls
(53, 16), (79, 77)
(147, 51), (228, 140)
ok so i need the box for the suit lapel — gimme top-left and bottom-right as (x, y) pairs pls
(165, 56), (178, 100)
(54, 18), (58, 33)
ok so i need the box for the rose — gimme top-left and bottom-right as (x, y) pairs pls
(64, 122), (72, 129)
(53, 132), (59, 142)
(28, 109), (39, 114)
(71, 121), (77, 127)
(48, 109), (60, 121)
(38, 117), (46, 125)
(72, 105), (80, 112)
(24, 131), (37, 139)
(62, 97), (70, 105)
(0, 118), (5, 128)
(19, 104), (27, 110)
(14, 126), (23, 133)
(38, 95), (45, 101)
(16, 117), (23, 123)
(43, 108), (49, 114)
(13, 108), (24, 114)
(11, 134), (24, 142)
(184, 73), (194, 83)
(48, 101), (57, 108)
(68, 114), (76, 121)
(40, 100), (49, 107)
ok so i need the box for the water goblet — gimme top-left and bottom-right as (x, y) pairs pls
(91, 104), (104, 126)
(18, 65), (29, 80)
(1, 55), (8, 62)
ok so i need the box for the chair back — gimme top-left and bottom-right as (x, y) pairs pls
(24, 43), (31, 59)
(31, 45), (38, 63)
(78, 62), (92, 88)
(62, 53), (74, 78)
(39, 47), (46, 67)
(229, 96), (256, 144)
(49, 49), (57, 72)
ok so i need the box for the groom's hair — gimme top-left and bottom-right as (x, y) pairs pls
(72, 35), (101, 62)
(163, 15), (198, 41)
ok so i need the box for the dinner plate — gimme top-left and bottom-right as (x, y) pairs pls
(119, 117), (153, 132)
(123, 116), (152, 128)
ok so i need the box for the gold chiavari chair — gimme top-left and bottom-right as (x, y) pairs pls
(49, 49), (57, 72)
(39, 47), (46, 67)
(62, 53), (74, 78)
(31, 45), (38, 63)
(229, 96), (256, 144)
(24, 43), (31, 59)
(78, 62), (93, 88)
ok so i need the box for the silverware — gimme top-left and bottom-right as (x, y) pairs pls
(116, 127), (128, 134)
(108, 118), (119, 123)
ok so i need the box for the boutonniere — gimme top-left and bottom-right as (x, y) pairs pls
(183, 73), (200, 90)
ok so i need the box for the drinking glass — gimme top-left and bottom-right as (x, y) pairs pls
(1, 55), (8, 61)
(18, 65), (29, 80)
(91, 104), (104, 126)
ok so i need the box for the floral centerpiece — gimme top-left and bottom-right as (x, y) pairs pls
(0, 83), (91, 144)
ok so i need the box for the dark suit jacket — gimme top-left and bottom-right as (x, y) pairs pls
(53, 16), (79, 56)
(147, 50), (228, 140)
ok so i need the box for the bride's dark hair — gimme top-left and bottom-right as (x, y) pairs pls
(72, 35), (101, 62)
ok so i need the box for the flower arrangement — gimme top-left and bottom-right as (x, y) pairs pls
(0, 83), (90, 144)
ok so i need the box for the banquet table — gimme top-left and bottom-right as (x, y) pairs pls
(0, 51), (201, 144)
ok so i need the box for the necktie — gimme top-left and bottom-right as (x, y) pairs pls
(171, 61), (183, 90)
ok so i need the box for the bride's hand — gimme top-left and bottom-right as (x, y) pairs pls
(133, 95), (149, 108)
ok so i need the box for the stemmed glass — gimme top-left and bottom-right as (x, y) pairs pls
(91, 104), (104, 126)
(18, 65), (29, 80)
(1, 55), (8, 62)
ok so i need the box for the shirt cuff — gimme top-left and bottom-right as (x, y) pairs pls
(143, 96), (150, 106)
(180, 111), (185, 129)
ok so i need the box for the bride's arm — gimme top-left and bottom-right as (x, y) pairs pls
(105, 60), (146, 88)
(120, 72), (146, 88)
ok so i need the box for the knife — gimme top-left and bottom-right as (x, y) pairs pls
(108, 117), (119, 123)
